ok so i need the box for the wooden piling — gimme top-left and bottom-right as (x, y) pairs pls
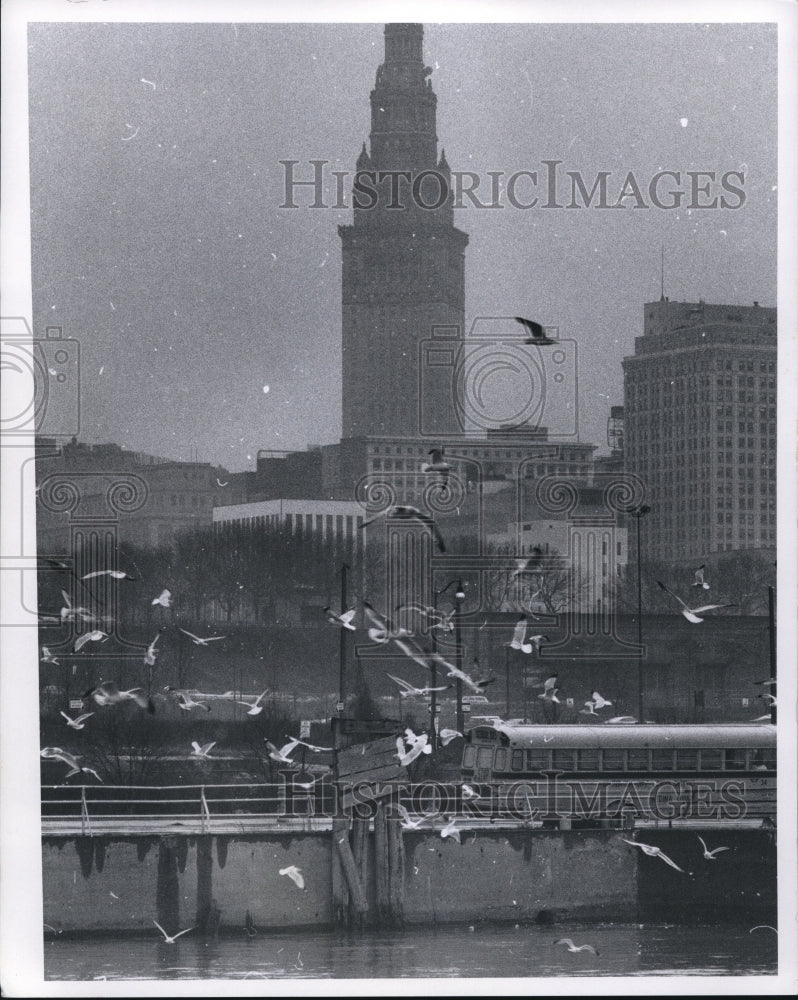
(387, 807), (405, 927)
(373, 802), (389, 925)
(331, 818), (350, 926)
(335, 824), (369, 918)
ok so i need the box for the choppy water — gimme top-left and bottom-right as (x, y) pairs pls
(45, 922), (778, 981)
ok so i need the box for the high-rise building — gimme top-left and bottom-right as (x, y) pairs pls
(338, 23), (468, 441)
(623, 299), (777, 562)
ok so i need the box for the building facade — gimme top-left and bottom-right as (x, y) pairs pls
(623, 299), (777, 562)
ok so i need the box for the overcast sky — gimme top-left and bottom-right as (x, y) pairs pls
(26, 18), (777, 470)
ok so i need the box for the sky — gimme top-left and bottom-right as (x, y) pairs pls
(25, 17), (777, 471)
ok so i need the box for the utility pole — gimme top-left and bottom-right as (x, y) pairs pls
(631, 505), (650, 722)
(334, 562), (349, 750)
(454, 580), (465, 735)
(768, 585), (776, 725)
(504, 644), (511, 718)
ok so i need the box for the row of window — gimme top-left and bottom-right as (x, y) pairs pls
(465, 746), (776, 774)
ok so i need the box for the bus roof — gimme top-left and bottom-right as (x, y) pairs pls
(469, 723), (776, 749)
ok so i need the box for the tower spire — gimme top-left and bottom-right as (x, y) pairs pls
(660, 244), (665, 301)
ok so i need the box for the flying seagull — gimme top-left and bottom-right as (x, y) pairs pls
(656, 581), (735, 623)
(41, 646), (60, 666)
(190, 741), (216, 759)
(40, 747), (102, 781)
(692, 565), (710, 589)
(73, 630), (109, 653)
(604, 716), (637, 725)
(179, 628), (227, 646)
(143, 632), (161, 666)
(623, 838), (688, 873)
(396, 804), (429, 830)
(554, 938), (599, 955)
(697, 835), (730, 860)
(279, 865), (305, 890)
(164, 687), (211, 713)
(324, 606), (357, 631)
(229, 690), (270, 716)
(589, 691), (612, 710)
(152, 920), (194, 944)
(439, 728), (463, 746)
(386, 673), (452, 699)
(439, 815), (462, 844)
(82, 570), (134, 581)
(265, 738), (301, 764)
(515, 316), (556, 345)
(360, 505), (446, 552)
(60, 710), (95, 730)
(84, 681), (155, 713)
(152, 589), (171, 607)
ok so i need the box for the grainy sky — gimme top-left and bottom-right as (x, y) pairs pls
(27, 18), (777, 470)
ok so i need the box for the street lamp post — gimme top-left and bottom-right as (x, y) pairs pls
(454, 580), (466, 735)
(432, 578), (466, 745)
(631, 505), (651, 722)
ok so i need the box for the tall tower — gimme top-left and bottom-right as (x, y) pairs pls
(339, 23), (469, 440)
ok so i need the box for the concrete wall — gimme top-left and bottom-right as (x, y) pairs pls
(42, 827), (776, 933)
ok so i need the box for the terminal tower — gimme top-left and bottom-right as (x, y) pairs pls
(339, 23), (469, 441)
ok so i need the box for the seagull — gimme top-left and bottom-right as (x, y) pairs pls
(623, 838), (688, 873)
(60, 710), (95, 730)
(191, 741), (216, 759)
(692, 565), (710, 589)
(461, 784), (481, 801)
(754, 678), (777, 687)
(396, 733), (431, 766)
(363, 601), (412, 643)
(386, 673), (452, 699)
(40, 747), (103, 781)
(216, 478), (229, 487)
(439, 729), (463, 746)
(265, 738), (301, 764)
(579, 701), (599, 716)
(697, 835), (730, 860)
(590, 691), (612, 710)
(84, 681), (155, 713)
(538, 686), (560, 704)
(179, 628), (227, 646)
(279, 866), (305, 889)
(760, 693), (777, 706)
(164, 687), (211, 713)
(152, 589), (171, 607)
(421, 448), (450, 485)
(509, 616), (534, 653)
(294, 737), (334, 753)
(360, 505), (446, 552)
(749, 925), (777, 935)
(515, 316), (556, 345)
(604, 716), (637, 725)
(143, 633), (160, 666)
(229, 690), (270, 715)
(554, 938), (599, 955)
(324, 606), (357, 631)
(396, 804), (429, 830)
(82, 570), (134, 581)
(59, 590), (95, 623)
(656, 581), (736, 623)
(439, 816), (462, 844)
(396, 602), (454, 633)
(152, 920), (194, 944)
(140, 78), (157, 90)
(41, 646), (60, 665)
(73, 630), (109, 653)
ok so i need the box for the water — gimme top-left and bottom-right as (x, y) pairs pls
(45, 922), (778, 981)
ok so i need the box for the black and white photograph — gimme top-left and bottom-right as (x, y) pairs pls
(1, 0), (796, 994)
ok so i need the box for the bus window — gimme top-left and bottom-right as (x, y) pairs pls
(627, 749), (650, 771)
(494, 748), (508, 771)
(751, 749), (776, 770)
(723, 748), (746, 771)
(651, 749), (674, 770)
(552, 750), (574, 771)
(462, 746), (476, 769)
(511, 750), (524, 771)
(526, 749), (549, 771)
(476, 747), (494, 770)
(676, 750), (699, 770)
(699, 750), (722, 770)
(577, 750), (600, 771)
(602, 749), (626, 770)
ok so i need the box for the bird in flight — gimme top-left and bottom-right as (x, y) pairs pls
(152, 589), (171, 607)
(324, 606), (357, 631)
(190, 741), (216, 759)
(164, 687), (211, 713)
(84, 681), (155, 713)
(73, 630), (109, 653)
(279, 865), (305, 890)
(438, 728), (463, 746)
(589, 691), (612, 710)
(81, 570), (134, 581)
(294, 737), (334, 753)
(697, 835), (730, 860)
(152, 920), (194, 944)
(515, 316), (556, 345)
(579, 701), (599, 716)
(265, 738), (301, 764)
(40, 747), (102, 782)
(59, 590), (96, 624)
(360, 505), (446, 552)
(692, 565), (710, 589)
(554, 938), (599, 955)
(179, 628), (227, 646)
(143, 632), (161, 666)
(604, 716), (637, 725)
(656, 581), (735, 623)
(395, 732), (431, 767)
(396, 602), (455, 633)
(509, 616), (534, 653)
(41, 646), (60, 666)
(623, 838), (688, 873)
(229, 690), (270, 716)
(439, 815), (462, 844)
(363, 601), (412, 644)
(60, 710), (95, 730)
(386, 673), (452, 699)
(395, 804), (429, 830)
